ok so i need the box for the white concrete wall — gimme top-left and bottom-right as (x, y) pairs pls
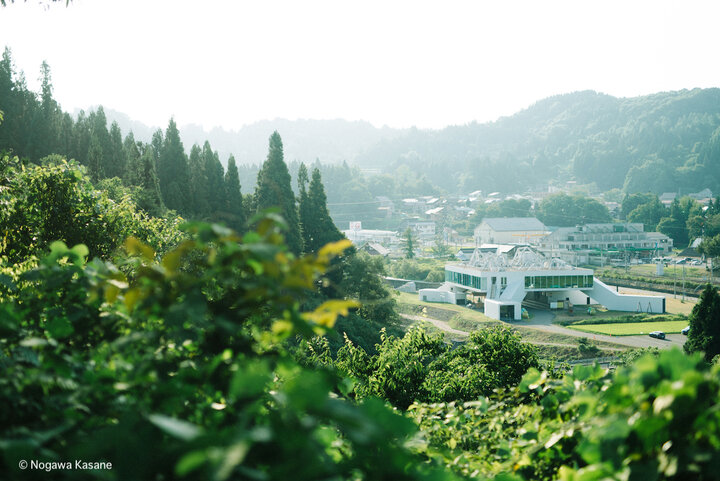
(588, 278), (665, 314)
(546, 289), (592, 306)
(418, 289), (460, 304)
(484, 299), (522, 321)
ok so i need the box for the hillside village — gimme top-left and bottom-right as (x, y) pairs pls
(340, 183), (715, 265)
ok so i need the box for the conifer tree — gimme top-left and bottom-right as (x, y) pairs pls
(157, 118), (190, 213)
(88, 107), (111, 176)
(105, 121), (126, 179)
(302, 167), (344, 254)
(134, 146), (166, 217)
(224, 155), (246, 232)
(202, 141), (226, 213)
(255, 131), (302, 255)
(404, 228), (416, 259)
(87, 134), (104, 181)
(297, 163), (311, 252)
(187, 144), (209, 216)
(123, 131), (141, 184)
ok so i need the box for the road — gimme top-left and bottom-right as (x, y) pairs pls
(511, 308), (685, 349)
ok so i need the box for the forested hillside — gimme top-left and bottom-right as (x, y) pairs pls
(107, 89), (720, 197)
(356, 89), (720, 194)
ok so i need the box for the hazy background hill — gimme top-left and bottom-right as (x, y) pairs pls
(97, 110), (409, 168)
(99, 88), (720, 195)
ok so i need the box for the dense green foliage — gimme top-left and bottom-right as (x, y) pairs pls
(301, 326), (539, 410)
(684, 284), (720, 362)
(0, 220), (456, 481)
(0, 156), (182, 263)
(536, 193), (612, 227)
(410, 349), (720, 480)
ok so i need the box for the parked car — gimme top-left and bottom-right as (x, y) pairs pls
(649, 331), (666, 339)
(682, 326), (690, 335)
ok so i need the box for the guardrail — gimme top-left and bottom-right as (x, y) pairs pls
(567, 356), (619, 366)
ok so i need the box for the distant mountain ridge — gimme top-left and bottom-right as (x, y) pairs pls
(96, 88), (720, 194)
(92, 110), (409, 167)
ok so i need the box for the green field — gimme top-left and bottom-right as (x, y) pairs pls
(568, 320), (688, 336)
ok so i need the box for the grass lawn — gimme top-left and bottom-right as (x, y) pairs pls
(568, 320), (688, 336)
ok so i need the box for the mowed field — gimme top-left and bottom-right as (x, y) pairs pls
(568, 320), (688, 336)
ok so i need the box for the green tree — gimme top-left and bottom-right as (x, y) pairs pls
(202, 141), (226, 214)
(537, 192), (611, 226)
(255, 131), (303, 255)
(157, 118), (190, 213)
(684, 284), (720, 362)
(424, 326), (539, 403)
(302, 167), (344, 254)
(187, 143), (209, 216)
(222, 154), (246, 232)
(106, 121), (126, 179)
(403, 227), (416, 259)
(621, 192), (658, 220)
(626, 195), (666, 231)
(699, 234), (720, 280)
(133, 147), (166, 217)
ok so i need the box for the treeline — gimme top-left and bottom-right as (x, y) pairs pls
(0, 48), (244, 227)
(621, 193), (720, 247)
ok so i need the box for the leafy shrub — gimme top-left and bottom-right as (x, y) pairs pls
(0, 158), (181, 263)
(411, 349), (720, 480)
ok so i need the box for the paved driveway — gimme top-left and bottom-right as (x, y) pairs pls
(510, 309), (686, 350)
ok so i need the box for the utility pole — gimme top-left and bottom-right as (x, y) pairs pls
(682, 261), (686, 302)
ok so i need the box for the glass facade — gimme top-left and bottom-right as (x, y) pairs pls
(524, 275), (593, 289)
(446, 269), (593, 291)
(446, 270), (487, 290)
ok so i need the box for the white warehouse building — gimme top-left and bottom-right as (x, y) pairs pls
(418, 247), (665, 321)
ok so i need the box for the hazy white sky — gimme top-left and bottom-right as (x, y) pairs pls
(1, 0), (719, 130)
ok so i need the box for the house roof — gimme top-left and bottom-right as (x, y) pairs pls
(481, 217), (546, 232)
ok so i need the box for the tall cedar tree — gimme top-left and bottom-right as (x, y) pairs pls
(297, 163), (311, 251)
(135, 146), (166, 217)
(255, 131), (303, 255)
(87, 108), (111, 180)
(684, 284), (720, 362)
(123, 132), (141, 184)
(107, 121), (125, 179)
(157, 119), (190, 214)
(404, 227), (416, 259)
(187, 144), (209, 216)
(202, 141), (226, 213)
(302, 167), (344, 254)
(224, 154), (246, 232)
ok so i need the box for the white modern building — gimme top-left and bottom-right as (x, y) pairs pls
(343, 228), (399, 245)
(474, 218), (548, 245)
(405, 220), (436, 239)
(538, 223), (673, 265)
(418, 247), (665, 321)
